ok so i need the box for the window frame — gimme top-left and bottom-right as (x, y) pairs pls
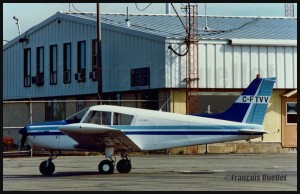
(92, 39), (98, 70)
(286, 102), (297, 125)
(63, 42), (72, 84)
(77, 40), (86, 72)
(24, 48), (31, 87)
(50, 44), (58, 85)
(130, 67), (150, 90)
(34, 46), (45, 86)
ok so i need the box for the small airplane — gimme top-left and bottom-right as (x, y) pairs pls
(19, 75), (276, 176)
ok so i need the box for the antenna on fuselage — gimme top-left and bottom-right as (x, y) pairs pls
(159, 96), (172, 112)
(97, 94), (102, 105)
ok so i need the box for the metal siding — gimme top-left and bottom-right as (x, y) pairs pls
(284, 47), (293, 88)
(165, 48), (172, 88)
(31, 31), (37, 98)
(233, 46), (242, 88)
(250, 46), (259, 82)
(215, 44), (225, 88)
(293, 47), (297, 88)
(166, 43), (185, 88)
(267, 47), (276, 79)
(276, 47), (285, 88)
(224, 44), (233, 88)
(207, 44), (215, 88)
(102, 29), (165, 93)
(241, 46), (251, 88)
(3, 13), (297, 100)
(199, 44), (206, 88)
(259, 46), (267, 79)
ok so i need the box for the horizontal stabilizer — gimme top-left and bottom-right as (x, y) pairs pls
(239, 129), (270, 134)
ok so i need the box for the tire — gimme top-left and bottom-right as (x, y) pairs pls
(39, 160), (55, 176)
(98, 160), (114, 174)
(116, 159), (131, 173)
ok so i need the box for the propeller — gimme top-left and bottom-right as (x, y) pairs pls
(18, 127), (28, 151)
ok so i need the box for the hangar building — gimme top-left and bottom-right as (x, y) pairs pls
(3, 11), (297, 150)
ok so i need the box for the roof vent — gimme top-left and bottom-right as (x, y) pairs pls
(125, 7), (130, 28)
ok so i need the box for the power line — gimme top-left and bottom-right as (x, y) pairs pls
(135, 3), (152, 11)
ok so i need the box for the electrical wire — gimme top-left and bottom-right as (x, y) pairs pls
(199, 16), (261, 37)
(135, 3), (152, 11)
(168, 3), (191, 57)
(71, 3), (85, 14)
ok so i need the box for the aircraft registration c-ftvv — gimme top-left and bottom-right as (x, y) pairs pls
(19, 76), (276, 176)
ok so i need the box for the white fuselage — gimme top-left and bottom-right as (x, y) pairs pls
(26, 105), (263, 151)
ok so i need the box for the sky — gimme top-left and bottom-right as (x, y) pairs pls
(3, 3), (297, 43)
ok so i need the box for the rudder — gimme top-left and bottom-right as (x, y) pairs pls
(193, 76), (276, 125)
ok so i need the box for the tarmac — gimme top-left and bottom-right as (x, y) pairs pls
(3, 153), (297, 191)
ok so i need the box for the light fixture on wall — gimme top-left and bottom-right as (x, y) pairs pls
(19, 37), (28, 43)
(13, 16), (21, 35)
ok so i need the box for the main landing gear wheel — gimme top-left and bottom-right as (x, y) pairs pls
(98, 159), (114, 174)
(39, 160), (55, 176)
(116, 159), (131, 173)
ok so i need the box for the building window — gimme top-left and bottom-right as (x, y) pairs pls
(24, 48), (31, 87)
(33, 46), (44, 86)
(50, 45), (58, 85)
(92, 39), (98, 70)
(75, 41), (86, 82)
(286, 102), (297, 125)
(45, 100), (66, 121)
(63, 43), (71, 83)
(131, 67), (150, 90)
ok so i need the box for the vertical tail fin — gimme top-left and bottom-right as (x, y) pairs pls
(194, 76), (276, 125)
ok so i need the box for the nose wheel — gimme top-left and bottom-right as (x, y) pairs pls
(39, 152), (57, 176)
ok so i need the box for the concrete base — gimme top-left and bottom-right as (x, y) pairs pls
(170, 142), (297, 154)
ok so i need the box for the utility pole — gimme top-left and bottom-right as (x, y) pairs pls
(185, 3), (199, 115)
(96, 3), (102, 99)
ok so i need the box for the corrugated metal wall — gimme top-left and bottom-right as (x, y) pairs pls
(102, 29), (166, 93)
(3, 17), (166, 100)
(166, 41), (297, 89)
(3, 19), (98, 100)
(4, 15), (297, 100)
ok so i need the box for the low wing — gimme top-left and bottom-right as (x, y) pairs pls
(59, 123), (141, 152)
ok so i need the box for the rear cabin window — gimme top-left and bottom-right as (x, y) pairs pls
(84, 111), (111, 125)
(113, 113), (134, 125)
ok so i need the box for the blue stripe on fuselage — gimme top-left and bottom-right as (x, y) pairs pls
(25, 125), (262, 136)
(26, 130), (262, 136)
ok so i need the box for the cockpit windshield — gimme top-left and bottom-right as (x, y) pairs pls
(66, 108), (89, 123)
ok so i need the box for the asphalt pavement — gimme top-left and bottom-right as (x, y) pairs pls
(3, 153), (297, 191)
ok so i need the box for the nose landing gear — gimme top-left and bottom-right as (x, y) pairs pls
(39, 151), (57, 176)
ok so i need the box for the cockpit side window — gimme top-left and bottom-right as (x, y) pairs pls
(113, 113), (134, 125)
(83, 111), (111, 125)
